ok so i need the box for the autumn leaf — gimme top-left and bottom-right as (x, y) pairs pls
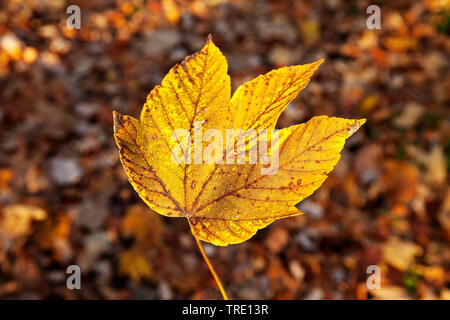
(121, 204), (162, 247)
(118, 205), (162, 282)
(119, 246), (153, 283)
(0, 204), (47, 239)
(114, 36), (365, 246)
(113, 36), (365, 298)
(36, 213), (72, 262)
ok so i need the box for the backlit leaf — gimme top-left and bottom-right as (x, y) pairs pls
(113, 37), (365, 246)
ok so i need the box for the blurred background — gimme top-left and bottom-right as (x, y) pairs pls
(0, 0), (449, 299)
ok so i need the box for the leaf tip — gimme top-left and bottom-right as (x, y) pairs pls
(308, 58), (324, 69)
(113, 110), (124, 132)
(347, 118), (366, 135)
(306, 58), (325, 74)
(204, 33), (218, 50)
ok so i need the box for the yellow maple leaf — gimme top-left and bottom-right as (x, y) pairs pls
(113, 36), (365, 298)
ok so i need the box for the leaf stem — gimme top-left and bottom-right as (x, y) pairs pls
(192, 233), (229, 300)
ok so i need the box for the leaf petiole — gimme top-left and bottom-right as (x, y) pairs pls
(191, 230), (229, 300)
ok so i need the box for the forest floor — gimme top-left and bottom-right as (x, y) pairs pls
(0, 0), (449, 299)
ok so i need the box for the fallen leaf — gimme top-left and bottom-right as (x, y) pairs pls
(0, 204), (47, 239)
(370, 160), (419, 206)
(383, 36), (417, 52)
(0, 168), (13, 191)
(121, 204), (162, 247)
(407, 145), (446, 186)
(360, 94), (379, 113)
(438, 189), (450, 236)
(416, 265), (445, 286)
(119, 247), (153, 282)
(113, 36), (365, 246)
(162, 0), (181, 25)
(370, 285), (411, 300)
(394, 102), (423, 129)
(440, 289), (450, 300)
(265, 227), (289, 254)
(382, 237), (423, 271)
(36, 213), (72, 262)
